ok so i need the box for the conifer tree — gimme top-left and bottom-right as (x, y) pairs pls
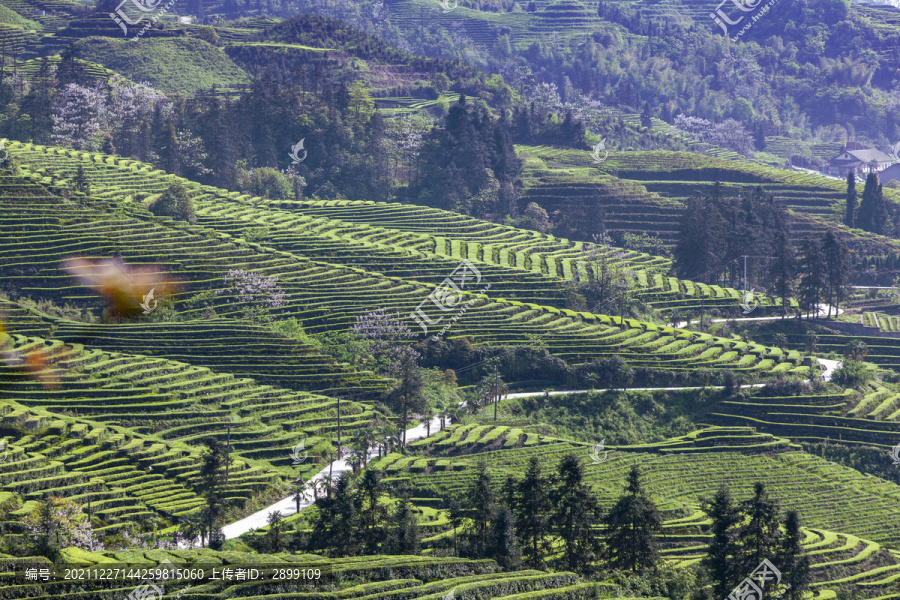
(858, 173), (890, 234)
(514, 456), (552, 569)
(550, 454), (602, 572)
(798, 237), (825, 317)
(468, 462), (496, 557)
(769, 232), (797, 318)
(675, 185), (727, 282)
(738, 483), (781, 576)
(385, 498), (420, 554)
(702, 485), (741, 600)
(357, 468), (387, 553)
(199, 438), (230, 549)
(603, 465), (662, 573)
(308, 472), (361, 556)
(822, 232), (850, 318)
(777, 510), (810, 600)
(489, 506), (522, 570)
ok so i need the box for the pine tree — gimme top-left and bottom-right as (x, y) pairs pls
(738, 483), (781, 575)
(357, 468), (387, 553)
(777, 510), (810, 600)
(844, 171), (857, 228)
(385, 498), (420, 554)
(308, 472), (361, 556)
(675, 186), (727, 282)
(199, 438), (230, 548)
(514, 456), (552, 569)
(822, 232), (850, 318)
(468, 462), (495, 557)
(385, 351), (426, 446)
(798, 237), (825, 317)
(769, 232), (797, 318)
(702, 485), (741, 600)
(858, 172), (890, 234)
(603, 465), (662, 573)
(489, 506), (521, 570)
(550, 454), (603, 573)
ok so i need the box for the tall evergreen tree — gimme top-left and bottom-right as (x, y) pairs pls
(858, 173), (890, 234)
(385, 498), (420, 554)
(675, 186), (726, 282)
(384, 351), (426, 446)
(357, 468), (387, 553)
(603, 465), (662, 573)
(489, 506), (522, 570)
(550, 454), (603, 573)
(798, 238), (825, 317)
(769, 232), (797, 318)
(702, 485), (742, 600)
(844, 171), (857, 228)
(199, 438), (230, 548)
(468, 462), (496, 557)
(738, 483), (781, 575)
(308, 472), (361, 556)
(514, 456), (552, 569)
(822, 232), (850, 318)
(777, 510), (811, 600)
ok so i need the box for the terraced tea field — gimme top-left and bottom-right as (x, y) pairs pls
(0, 329), (358, 476)
(0, 140), (799, 376)
(398, 437), (900, 547)
(518, 145), (900, 261)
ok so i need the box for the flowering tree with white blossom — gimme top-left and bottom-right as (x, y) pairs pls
(215, 269), (290, 323)
(51, 83), (106, 150)
(23, 497), (94, 557)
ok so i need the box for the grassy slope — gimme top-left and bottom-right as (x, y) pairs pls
(71, 36), (250, 95)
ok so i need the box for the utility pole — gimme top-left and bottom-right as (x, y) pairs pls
(493, 365), (499, 422)
(700, 291), (705, 331)
(743, 254), (748, 300)
(294, 477), (304, 514)
(87, 497), (92, 550)
(337, 397), (342, 459)
(224, 423), (233, 487)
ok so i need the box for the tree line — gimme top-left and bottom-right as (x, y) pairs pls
(259, 457), (809, 600)
(675, 183), (852, 316)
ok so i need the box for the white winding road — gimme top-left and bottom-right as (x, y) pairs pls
(219, 357), (840, 541)
(672, 303), (843, 328)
